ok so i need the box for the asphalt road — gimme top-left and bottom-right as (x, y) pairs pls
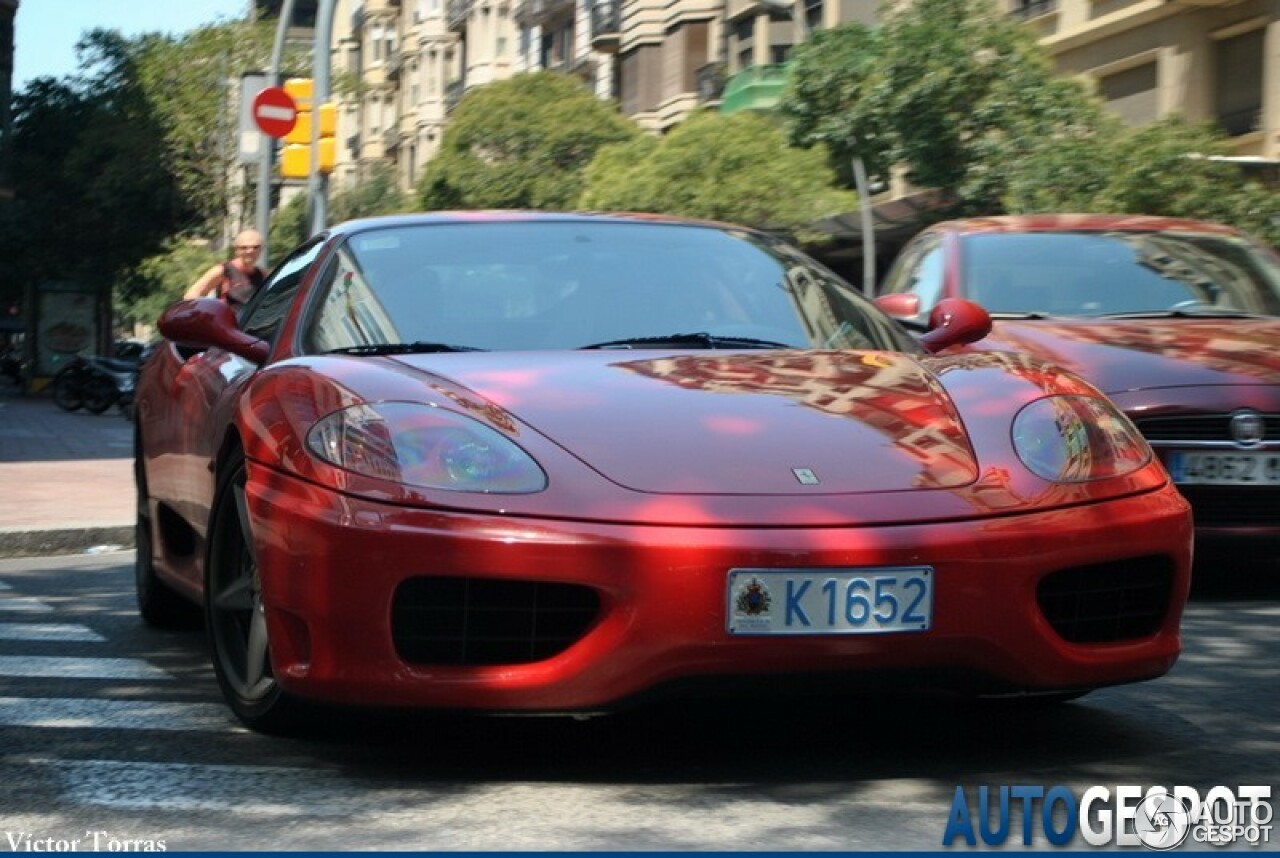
(0, 551), (1276, 852)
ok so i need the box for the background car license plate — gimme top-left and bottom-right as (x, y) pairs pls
(1166, 451), (1280, 486)
(727, 567), (933, 635)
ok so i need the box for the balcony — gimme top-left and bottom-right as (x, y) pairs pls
(445, 79), (466, 114)
(696, 62), (726, 104)
(589, 1), (620, 53)
(515, 0), (574, 24)
(445, 0), (471, 31)
(719, 63), (792, 114)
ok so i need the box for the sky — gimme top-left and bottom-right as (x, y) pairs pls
(12, 0), (251, 90)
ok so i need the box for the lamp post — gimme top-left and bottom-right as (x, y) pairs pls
(254, 0), (337, 264)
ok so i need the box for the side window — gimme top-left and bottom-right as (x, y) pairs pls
(240, 238), (326, 343)
(884, 238), (945, 311)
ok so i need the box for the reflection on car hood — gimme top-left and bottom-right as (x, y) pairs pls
(393, 350), (979, 495)
(983, 318), (1280, 393)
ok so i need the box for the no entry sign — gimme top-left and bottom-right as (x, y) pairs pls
(252, 86), (298, 138)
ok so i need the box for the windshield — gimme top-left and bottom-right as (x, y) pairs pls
(960, 231), (1280, 317)
(302, 220), (918, 354)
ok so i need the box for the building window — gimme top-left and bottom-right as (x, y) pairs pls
(1098, 62), (1157, 126)
(804, 0), (823, 33)
(733, 16), (755, 71)
(1215, 28), (1264, 136)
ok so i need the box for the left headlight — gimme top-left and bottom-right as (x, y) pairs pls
(1012, 395), (1150, 482)
(306, 401), (548, 494)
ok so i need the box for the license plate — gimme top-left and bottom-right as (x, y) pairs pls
(727, 567), (933, 635)
(1166, 451), (1280, 486)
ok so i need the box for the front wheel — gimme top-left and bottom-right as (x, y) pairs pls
(205, 449), (307, 734)
(82, 376), (118, 415)
(52, 372), (84, 411)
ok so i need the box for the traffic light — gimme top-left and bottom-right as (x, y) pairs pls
(279, 77), (337, 179)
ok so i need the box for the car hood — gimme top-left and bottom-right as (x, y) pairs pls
(393, 350), (979, 495)
(982, 317), (1280, 393)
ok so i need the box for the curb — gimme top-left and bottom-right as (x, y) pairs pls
(0, 526), (136, 558)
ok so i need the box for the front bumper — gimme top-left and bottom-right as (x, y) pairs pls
(246, 468), (1192, 711)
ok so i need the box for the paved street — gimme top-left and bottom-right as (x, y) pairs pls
(0, 383), (133, 556)
(0, 551), (1276, 851)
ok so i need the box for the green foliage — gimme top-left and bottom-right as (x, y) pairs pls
(332, 162), (410, 222)
(0, 33), (191, 309)
(784, 0), (1101, 213)
(580, 110), (857, 240)
(128, 19), (281, 232)
(268, 192), (310, 255)
(1006, 116), (1280, 246)
(417, 72), (642, 210)
(115, 238), (221, 330)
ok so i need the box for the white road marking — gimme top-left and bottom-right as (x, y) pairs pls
(0, 656), (171, 680)
(0, 595), (54, 612)
(0, 622), (106, 642)
(0, 697), (235, 731)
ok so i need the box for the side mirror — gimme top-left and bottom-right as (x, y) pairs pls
(918, 297), (992, 354)
(158, 298), (271, 364)
(874, 293), (921, 319)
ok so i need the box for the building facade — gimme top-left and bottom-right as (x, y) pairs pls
(320, 0), (1278, 196)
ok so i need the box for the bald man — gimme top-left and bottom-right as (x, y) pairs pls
(185, 229), (267, 308)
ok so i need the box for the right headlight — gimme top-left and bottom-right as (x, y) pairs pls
(1012, 395), (1151, 482)
(307, 401), (548, 494)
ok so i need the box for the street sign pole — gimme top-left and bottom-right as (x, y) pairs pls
(255, 0), (298, 269)
(309, 0), (337, 238)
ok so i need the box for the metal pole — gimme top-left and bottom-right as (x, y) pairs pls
(255, 0), (298, 268)
(309, 0), (337, 237)
(852, 155), (876, 297)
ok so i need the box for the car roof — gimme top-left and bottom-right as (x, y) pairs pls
(922, 213), (1245, 238)
(327, 210), (760, 238)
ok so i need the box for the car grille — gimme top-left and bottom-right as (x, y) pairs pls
(1174, 485), (1280, 528)
(1036, 556), (1174, 644)
(392, 576), (601, 666)
(1132, 413), (1280, 443)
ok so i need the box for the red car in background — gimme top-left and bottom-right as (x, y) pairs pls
(877, 214), (1280, 554)
(135, 212), (1191, 733)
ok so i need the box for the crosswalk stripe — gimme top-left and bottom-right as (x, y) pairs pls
(0, 622), (106, 642)
(0, 655), (171, 680)
(52, 759), (358, 816)
(0, 697), (234, 731)
(0, 595), (54, 613)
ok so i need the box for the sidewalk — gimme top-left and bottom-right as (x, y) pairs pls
(0, 383), (135, 557)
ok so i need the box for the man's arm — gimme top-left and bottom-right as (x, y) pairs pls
(184, 264), (224, 300)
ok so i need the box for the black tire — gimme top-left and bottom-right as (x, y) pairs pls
(135, 439), (198, 629)
(205, 449), (306, 734)
(52, 372), (84, 411)
(83, 376), (118, 415)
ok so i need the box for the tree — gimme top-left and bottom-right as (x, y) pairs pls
(115, 238), (221, 332)
(0, 32), (191, 311)
(1005, 116), (1280, 246)
(417, 71), (643, 211)
(784, 0), (1102, 214)
(128, 18), (286, 236)
(580, 110), (856, 240)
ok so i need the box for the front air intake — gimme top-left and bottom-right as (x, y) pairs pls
(392, 576), (601, 666)
(1036, 556), (1174, 644)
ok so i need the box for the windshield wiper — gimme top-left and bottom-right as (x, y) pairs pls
(580, 332), (793, 350)
(989, 311), (1051, 320)
(326, 341), (486, 355)
(1091, 309), (1264, 320)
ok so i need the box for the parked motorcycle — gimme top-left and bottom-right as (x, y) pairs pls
(51, 353), (140, 416)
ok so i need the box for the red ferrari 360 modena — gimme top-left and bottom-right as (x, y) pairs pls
(135, 212), (1191, 733)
